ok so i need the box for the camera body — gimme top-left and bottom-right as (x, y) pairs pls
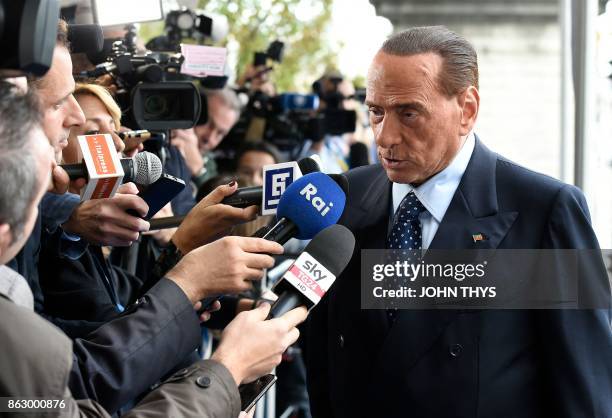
(82, 30), (205, 132)
(0, 0), (59, 77)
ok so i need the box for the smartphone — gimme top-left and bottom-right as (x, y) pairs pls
(197, 295), (224, 314)
(129, 173), (185, 220)
(239, 374), (277, 413)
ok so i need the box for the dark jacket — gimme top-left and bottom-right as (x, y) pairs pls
(306, 138), (612, 418)
(0, 293), (240, 418)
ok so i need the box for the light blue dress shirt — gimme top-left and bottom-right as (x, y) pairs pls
(391, 133), (476, 249)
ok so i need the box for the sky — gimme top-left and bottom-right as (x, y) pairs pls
(327, 0), (393, 79)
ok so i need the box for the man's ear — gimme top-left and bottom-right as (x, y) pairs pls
(458, 86), (480, 136)
(0, 223), (12, 261)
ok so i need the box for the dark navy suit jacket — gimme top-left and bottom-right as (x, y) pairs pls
(306, 138), (612, 418)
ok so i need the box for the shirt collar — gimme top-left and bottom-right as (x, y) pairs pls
(392, 132), (475, 222)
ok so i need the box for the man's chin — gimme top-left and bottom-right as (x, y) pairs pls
(383, 167), (422, 185)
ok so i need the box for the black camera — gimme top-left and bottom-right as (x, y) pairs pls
(81, 29), (204, 132)
(254, 40), (285, 67)
(146, 7), (227, 54)
(132, 82), (201, 131)
(0, 0), (59, 77)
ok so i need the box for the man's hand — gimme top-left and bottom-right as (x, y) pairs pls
(171, 128), (203, 176)
(212, 303), (308, 385)
(165, 236), (283, 303)
(193, 299), (221, 323)
(62, 183), (150, 246)
(172, 182), (258, 254)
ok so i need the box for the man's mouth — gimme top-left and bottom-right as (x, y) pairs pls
(381, 156), (405, 168)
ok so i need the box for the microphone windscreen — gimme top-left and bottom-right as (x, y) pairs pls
(68, 24), (104, 54)
(277, 172), (346, 240)
(329, 173), (349, 196)
(134, 152), (163, 186)
(297, 156), (321, 175)
(349, 142), (370, 168)
(304, 224), (355, 277)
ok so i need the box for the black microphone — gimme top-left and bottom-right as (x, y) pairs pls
(61, 151), (163, 186)
(67, 24), (104, 55)
(148, 215), (186, 230)
(221, 157), (321, 208)
(268, 224), (355, 318)
(349, 142), (370, 168)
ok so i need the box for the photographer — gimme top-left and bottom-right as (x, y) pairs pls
(0, 82), (308, 416)
(172, 87), (241, 187)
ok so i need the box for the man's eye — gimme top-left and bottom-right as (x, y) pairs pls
(368, 108), (383, 117)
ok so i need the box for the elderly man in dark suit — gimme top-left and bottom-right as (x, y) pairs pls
(306, 26), (612, 418)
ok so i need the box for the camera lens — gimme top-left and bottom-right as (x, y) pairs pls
(144, 94), (169, 118)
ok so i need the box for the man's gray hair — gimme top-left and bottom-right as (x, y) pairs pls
(0, 82), (42, 243)
(204, 87), (241, 115)
(381, 26), (479, 96)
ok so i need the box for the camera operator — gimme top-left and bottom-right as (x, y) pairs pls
(297, 71), (357, 174)
(171, 87), (241, 188)
(0, 82), (307, 416)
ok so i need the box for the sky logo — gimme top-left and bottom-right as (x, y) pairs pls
(262, 161), (302, 215)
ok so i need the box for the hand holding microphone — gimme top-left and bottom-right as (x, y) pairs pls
(60, 150), (162, 187)
(62, 182), (151, 247)
(211, 303), (307, 385)
(165, 236), (284, 304)
(171, 182), (260, 254)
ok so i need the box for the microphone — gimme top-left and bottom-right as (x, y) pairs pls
(148, 173), (348, 231)
(268, 224), (355, 318)
(349, 142), (370, 168)
(221, 157), (321, 208)
(67, 24), (104, 55)
(148, 215), (186, 230)
(261, 172), (346, 244)
(61, 151), (163, 186)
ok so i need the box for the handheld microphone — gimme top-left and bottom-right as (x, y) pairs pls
(61, 151), (163, 186)
(149, 173), (348, 231)
(199, 173), (346, 313)
(349, 142), (370, 168)
(221, 157), (321, 208)
(148, 215), (186, 230)
(261, 172), (346, 244)
(268, 224), (355, 318)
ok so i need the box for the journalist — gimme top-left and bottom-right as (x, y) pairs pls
(0, 82), (308, 416)
(171, 87), (242, 187)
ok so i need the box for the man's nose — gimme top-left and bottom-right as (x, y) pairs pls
(64, 95), (86, 128)
(374, 114), (402, 149)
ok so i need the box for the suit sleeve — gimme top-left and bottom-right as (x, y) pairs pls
(538, 185), (612, 418)
(68, 278), (202, 414)
(65, 361), (240, 418)
(122, 360), (240, 418)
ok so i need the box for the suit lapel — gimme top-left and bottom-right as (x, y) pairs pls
(429, 137), (518, 251)
(348, 167), (393, 336)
